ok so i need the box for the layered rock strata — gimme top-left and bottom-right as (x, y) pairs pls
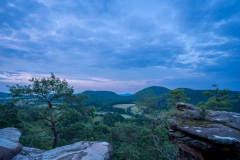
(169, 103), (240, 160)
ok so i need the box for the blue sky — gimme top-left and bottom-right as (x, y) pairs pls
(0, 0), (240, 94)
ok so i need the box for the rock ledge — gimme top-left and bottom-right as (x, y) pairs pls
(169, 103), (240, 160)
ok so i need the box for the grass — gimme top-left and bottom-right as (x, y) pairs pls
(113, 104), (142, 114)
(131, 106), (142, 114)
(93, 116), (104, 122)
(121, 114), (133, 119)
(113, 104), (135, 111)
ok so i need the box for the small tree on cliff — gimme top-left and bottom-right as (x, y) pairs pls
(167, 89), (190, 107)
(135, 90), (178, 160)
(200, 84), (238, 111)
(8, 73), (96, 149)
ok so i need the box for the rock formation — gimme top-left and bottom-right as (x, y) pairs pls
(0, 128), (113, 160)
(0, 128), (23, 160)
(169, 103), (240, 160)
(12, 141), (113, 160)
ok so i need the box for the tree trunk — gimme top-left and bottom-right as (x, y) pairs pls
(152, 127), (158, 160)
(52, 131), (58, 149)
(51, 116), (58, 149)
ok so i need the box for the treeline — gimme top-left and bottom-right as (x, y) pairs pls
(0, 74), (239, 159)
(82, 86), (240, 113)
(0, 74), (178, 159)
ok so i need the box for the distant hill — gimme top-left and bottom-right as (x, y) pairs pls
(177, 88), (209, 105)
(119, 93), (132, 96)
(134, 86), (240, 113)
(0, 92), (11, 98)
(1, 86), (239, 113)
(177, 88), (240, 109)
(135, 86), (170, 95)
(82, 91), (123, 99)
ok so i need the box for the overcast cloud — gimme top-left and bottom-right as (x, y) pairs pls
(0, 0), (240, 93)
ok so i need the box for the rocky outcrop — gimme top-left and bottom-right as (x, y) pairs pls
(12, 141), (113, 160)
(0, 128), (113, 160)
(169, 103), (240, 160)
(0, 128), (23, 160)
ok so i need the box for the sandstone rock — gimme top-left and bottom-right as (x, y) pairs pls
(12, 141), (113, 160)
(0, 128), (22, 160)
(208, 110), (240, 131)
(176, 103), (201, 112)
(169, 103), (240, 160)
(175, 103), (204, 120)
(179, 144), (204, 160)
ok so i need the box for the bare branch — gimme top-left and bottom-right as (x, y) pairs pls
(29, 137), (54, 147)
(28, 127), (54, 147)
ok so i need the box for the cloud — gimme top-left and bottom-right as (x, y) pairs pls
(0, 0), (239, 92)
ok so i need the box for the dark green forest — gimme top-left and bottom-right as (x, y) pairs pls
(0, 74), (239, 160)
(80, 86), (240, 113)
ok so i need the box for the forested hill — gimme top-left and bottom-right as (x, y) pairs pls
(135, 86), (170, 95)
(178, 88), (240, 109)
(82, 90), (138, 102)
(0, 92), (11, 98)
(82, 91), (125, 99)
(81, 91), (137, 112)
(1, 87), (239, 112)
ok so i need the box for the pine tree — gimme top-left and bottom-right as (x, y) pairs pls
(200, 84), (238, 111)
(167, 89), (190, 107)
(8, 73), (96, 149)
(135, 90), (178, 160)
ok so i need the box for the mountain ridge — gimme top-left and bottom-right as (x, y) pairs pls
(1, 86), (239, 113)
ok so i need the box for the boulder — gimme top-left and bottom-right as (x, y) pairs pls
(169, 103), (240, 160)
(12, 141), (113, 160)
(176, 103), (201, 112)
(0, 128), (22, 160)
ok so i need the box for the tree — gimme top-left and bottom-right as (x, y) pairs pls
(135, 90), (178, 160)
(0, 100), (23, 129)
(167, 89), (190, 107)
(200, 84), (239, 111)
(103, 113), (125, 127)
(8, 73), (95, 149)
(111, 122), (143, 160)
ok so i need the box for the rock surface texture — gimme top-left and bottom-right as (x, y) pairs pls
(0, 128), (113, 160)
(0, 128), (22, 160)
(169, 103), (240, 160)
(12, 141), (113, 160)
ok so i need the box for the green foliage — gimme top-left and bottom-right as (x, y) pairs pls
(103, 113), (125, 127)
(135, 90), (178, 160)
(111, 122), (143, 160)
(196, 102), (210, 120)
(201, 84), (238, 111)
(129, 114), (151, 125)
(7, 73), (95, 149)
(0, 100), (23, 129)
(167, 89), (190, 107)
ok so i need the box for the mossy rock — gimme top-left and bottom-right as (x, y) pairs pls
(187, 121), (197, 126)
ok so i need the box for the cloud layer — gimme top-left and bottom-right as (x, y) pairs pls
(0, 0), (240, 93)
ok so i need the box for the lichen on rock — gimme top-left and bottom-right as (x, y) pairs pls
(168, 102), (240, 160)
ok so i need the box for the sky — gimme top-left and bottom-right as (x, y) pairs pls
(0, 0), (240, 94)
